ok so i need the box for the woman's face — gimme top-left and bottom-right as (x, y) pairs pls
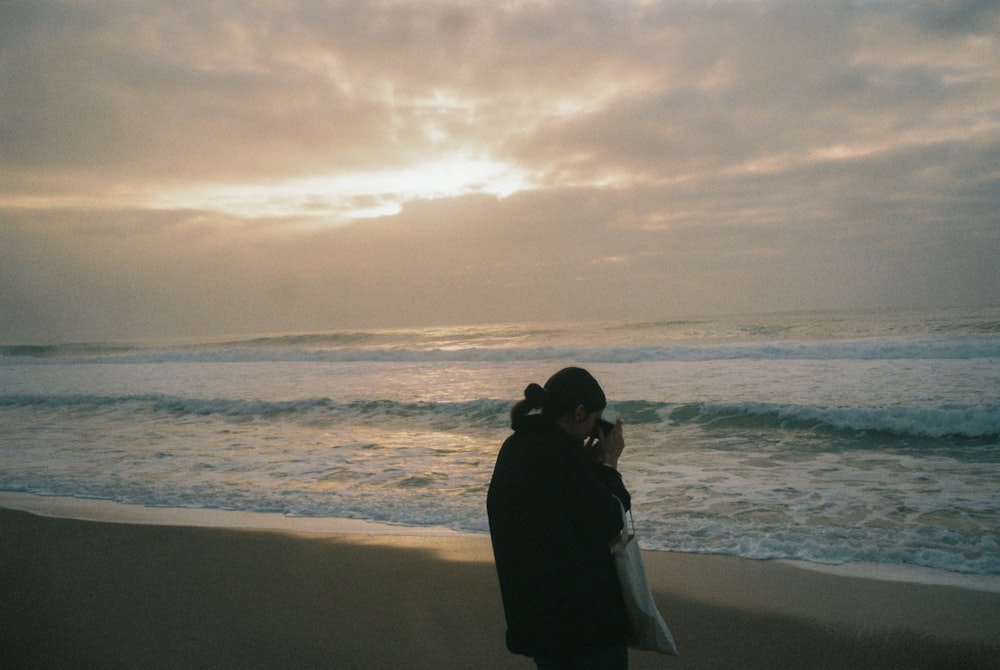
(568, 409), (603, 442)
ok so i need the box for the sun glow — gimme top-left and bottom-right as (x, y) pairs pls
(149, 155), (532, 222)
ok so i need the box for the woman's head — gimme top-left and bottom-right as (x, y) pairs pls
(511, 367), (607, 429)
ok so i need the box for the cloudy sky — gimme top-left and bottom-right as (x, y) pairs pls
(2, 0), (998, 343)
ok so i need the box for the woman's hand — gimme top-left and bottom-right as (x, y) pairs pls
(585, 419), (625, 468)
(599, 419), (625, 469)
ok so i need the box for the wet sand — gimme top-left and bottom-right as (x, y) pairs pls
(2, 504), (998, 669)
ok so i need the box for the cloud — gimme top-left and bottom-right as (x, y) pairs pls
(1, 0), (998, 342)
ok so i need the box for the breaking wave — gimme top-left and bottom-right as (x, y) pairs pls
(4, 394), (997, 440)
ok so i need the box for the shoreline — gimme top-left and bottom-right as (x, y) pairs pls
(0, 491), (467, 537)
(3, 490), (998, 594)
(2, 495), (999, 668)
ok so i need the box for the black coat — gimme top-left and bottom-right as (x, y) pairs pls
(486, 413), (632, 657)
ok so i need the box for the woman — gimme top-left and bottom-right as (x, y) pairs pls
(487, 367), (632, 669)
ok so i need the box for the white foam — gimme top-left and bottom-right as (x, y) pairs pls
(780, 559), (1000, 593)
(0, 491), (467, 537)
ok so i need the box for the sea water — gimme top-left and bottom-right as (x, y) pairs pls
(2, 307), (998, 580)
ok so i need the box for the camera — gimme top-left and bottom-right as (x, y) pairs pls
(596, 418), (617, 437)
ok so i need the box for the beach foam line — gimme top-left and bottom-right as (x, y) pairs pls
(0, 491), (470, 538)
(5, 491), (1000, 593)
(782, 558), (1000, 594)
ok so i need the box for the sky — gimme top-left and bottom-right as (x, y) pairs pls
(1, 0), (998, 343)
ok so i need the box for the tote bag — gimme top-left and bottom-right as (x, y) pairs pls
(610, 499), (678, 655)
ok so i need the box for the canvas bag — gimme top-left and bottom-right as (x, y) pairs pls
(610, 498), (678, 655)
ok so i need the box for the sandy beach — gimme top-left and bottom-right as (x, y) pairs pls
(2, 500), (998, 670)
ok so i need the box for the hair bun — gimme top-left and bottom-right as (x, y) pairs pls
(523, 383), (546, 408)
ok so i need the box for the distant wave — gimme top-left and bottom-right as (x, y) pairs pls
(3, 336), (999, 365)
(4, 393), (998, 440)
(663, 402), (1000, 440)
(0, 393), (331, 415)
(0, 394), (513, 428)
(0, 343), (143, 359)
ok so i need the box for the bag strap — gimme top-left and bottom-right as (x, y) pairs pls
(612, 496), (635, 543)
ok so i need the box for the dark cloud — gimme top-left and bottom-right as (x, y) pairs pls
(912, 0), (1000, 35)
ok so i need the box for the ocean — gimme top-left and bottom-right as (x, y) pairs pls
(2, 306), (998, 583)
